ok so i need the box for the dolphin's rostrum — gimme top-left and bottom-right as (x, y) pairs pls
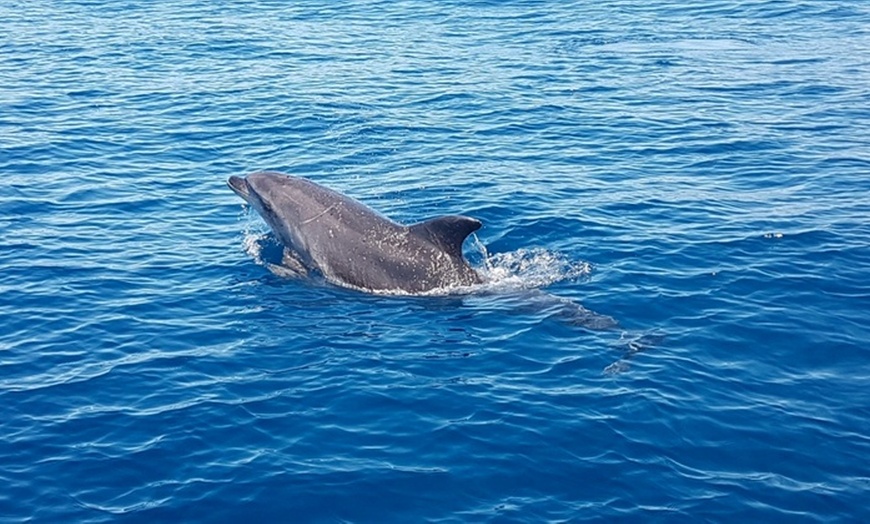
(228, 171), (482, 293)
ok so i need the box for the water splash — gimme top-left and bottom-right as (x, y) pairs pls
(469, 235), (592, 292)
(242, 231), (268, 266)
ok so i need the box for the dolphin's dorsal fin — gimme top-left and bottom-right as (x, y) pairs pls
(409, 215), (482, 258)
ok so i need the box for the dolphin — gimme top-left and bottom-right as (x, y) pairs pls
(228, 171), (482, 294)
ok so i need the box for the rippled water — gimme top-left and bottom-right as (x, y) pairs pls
(2, 1), (869, 522)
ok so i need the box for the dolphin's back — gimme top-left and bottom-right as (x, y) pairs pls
(232, 172), (481, 293)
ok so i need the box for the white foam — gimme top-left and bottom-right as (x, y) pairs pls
(469, 235), (592, 292)
(242, 232), (265, 265)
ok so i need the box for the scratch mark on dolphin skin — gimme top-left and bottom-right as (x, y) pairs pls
(302, 203), (338, 225)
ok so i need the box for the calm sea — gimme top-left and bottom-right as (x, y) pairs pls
(2, 0), (869, 522)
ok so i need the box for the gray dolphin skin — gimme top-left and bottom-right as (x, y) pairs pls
(228, 171), (482, 293)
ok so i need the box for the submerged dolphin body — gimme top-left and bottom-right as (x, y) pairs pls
(228, 171), (482, 293)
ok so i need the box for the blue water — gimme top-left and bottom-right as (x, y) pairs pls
(2, 0), (869, 521)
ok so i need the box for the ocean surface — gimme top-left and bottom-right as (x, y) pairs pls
(2, 0), (869, 522)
